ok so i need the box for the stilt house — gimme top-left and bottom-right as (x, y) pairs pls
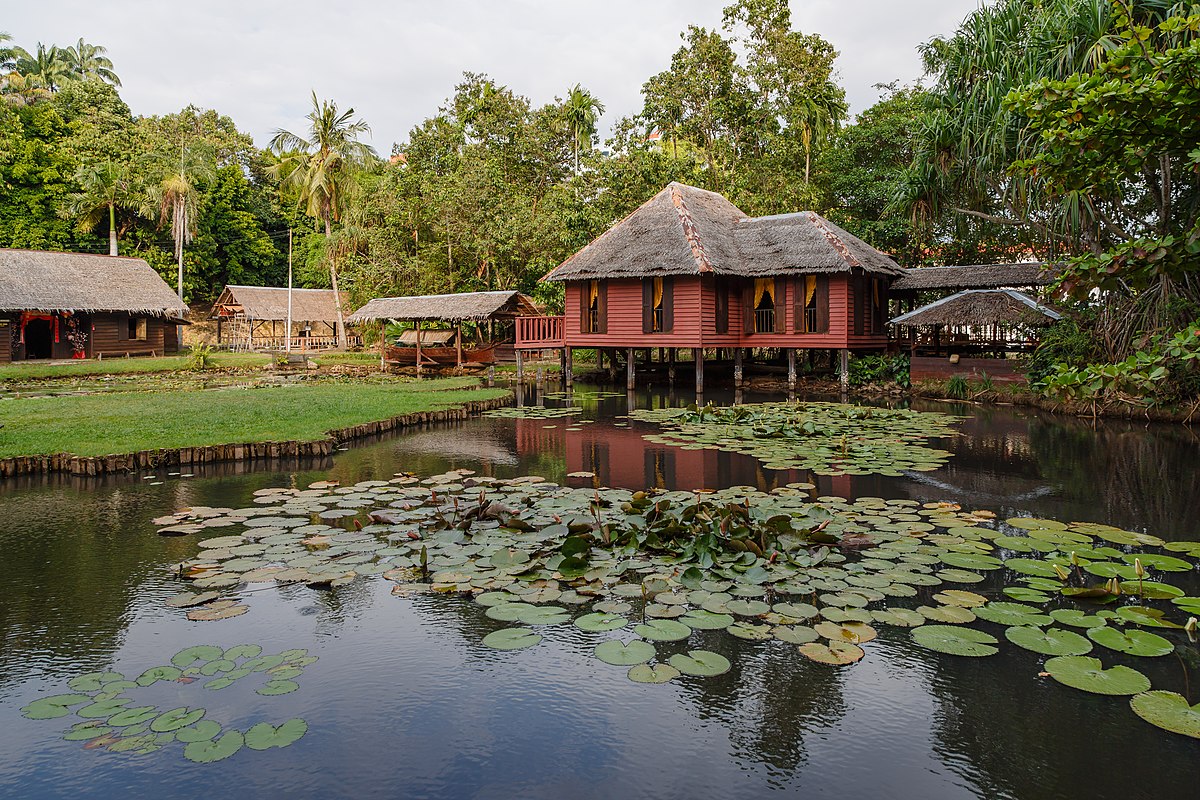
(0, 249), (188, 362)
(515, 182), (905, 388)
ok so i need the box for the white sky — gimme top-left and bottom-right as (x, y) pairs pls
(6, 0), (982, 151)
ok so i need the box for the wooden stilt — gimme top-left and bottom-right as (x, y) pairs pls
(787, 348), (796, 391)
(564, 347), (573, 387)
(379, 320), (386, 369)
(667, 348), (676, 383)
(607, 348), (618, 381)
(626, 347), (636, 391)
(455, 322), (463, 372)
(734, 348), (744, 386)
(516, 349), (524, 382)
(695, 348), (704, 394)
(415, 321), (422, 379)
(839, 348), (850, 389)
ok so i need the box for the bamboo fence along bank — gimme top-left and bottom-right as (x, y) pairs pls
(0, 394), (512, 477)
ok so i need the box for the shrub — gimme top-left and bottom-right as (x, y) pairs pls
(187, 344), (216, 371)
(1023, 317), (1102, 384)
(848, 354), (910, 388)
(946, 375), (969, 400)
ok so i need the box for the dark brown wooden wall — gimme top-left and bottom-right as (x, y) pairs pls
(91, 314), (168, 357)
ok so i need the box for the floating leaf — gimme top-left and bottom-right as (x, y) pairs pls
(628, 663), (680, 683)
(798, 641), (864, 665)
(1004, 626), (1092, 656)
(633, 620), (692, 642)
(680, 610), (734, 630)
(1087, 627), (1173, 657)
(814, 621), (877, 644)
(76, 698), (132, 718)
(223, 644), (263, 661)
(21, 694), (93, 720)
(932, 590), (986, 608)
(481, 628), (542, 651)
(871, 609), (926, 627)
(1003, 587), (1052, 603)
(911, 625), (999, 656)
(107, 706), (160, 727)
(175, 720), (222, 743)
(136, 666), (183, 687)
(256, 679), (301, 696)
(594, 639), (656, 666)
(668, 650), (731, 677)
(1049, 609), (1109, 629)
(68, 672), (124, 692)
(150, 707), (205, 733)
(725, 599), (770, 617)
(184, 730), (244, 763)
(187, 604), (249, 621)
(726, 621), (774, 640)
(1043, 656), (1150, 696)
(574, 612), (627, 632)
(165, 592), (220, 609)
(1130, 691), (1200, 739)
(171, 645), (224, 668)
(245, 718), (308, 750)
(1116, 606), (1183, 629)
(974, 602), (1052, 627)
(773, 625), (819, 644)
(63, 720), (114, 741)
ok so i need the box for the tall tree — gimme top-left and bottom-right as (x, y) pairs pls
(269, 92), (379, 347)
(562, 84), (604, 175)
(145, 141), (216, 301)
(0, 32), (16, 72)
(12, 43), (70, 92)
(63, 39), (121, 86)
(63, 160), (138, 255)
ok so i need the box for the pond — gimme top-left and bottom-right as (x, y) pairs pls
(1, 384), (1198, 799)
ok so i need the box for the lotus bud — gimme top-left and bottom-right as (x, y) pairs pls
(1106, 577), (1121, 596)
(1186, 617), (1198, 634)
(1052, 563), (1070, 582)
(1134, 558), (1145, 579)
(1070, 551), (1079, 567)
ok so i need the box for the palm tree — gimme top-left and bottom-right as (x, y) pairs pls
(563, 84), (605, 175)
(64, 161), (138, 255)
(269, 92), (378, 348)
(12, 43), (70, 92)
(0, 72), (51, 107)
(63, 38), (120, 86)
(0, 32), (17, 73)
(144, 142), (215, 300)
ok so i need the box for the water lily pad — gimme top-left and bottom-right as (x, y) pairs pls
(1003, 558), (1062, 578)
(1130, 691), (1200, 739)
(634, 619), (692, 642)
(175, 720), (223, 743)
(223, 644), (263, 661)
(108, 706), (160, 727)
(628, 663), (680, 683)
(574, 612), (627, 632)
(1116, 606), (1183, 628)
(725, 599), (770, 617)
(1087, 627), (1173, 657)
(256, 679), (301, 695)
(1049, 609), (1109, 629)
(245, 718), (308, 750)
(918, 605), (976, 624)
(814, 621), (877, 644)
(171, 645), (224, 668)
(974, 602), (1051, 627)
(932, 590), (987, 608)
(798, 641), (864, 665)
(1004, 626), (1092, 656)
(67, 672), (124, 692)
(187, 604), (249, 621)
(773, 625), (819, 644)
(668, 650), (732, 677)
(871, 609), (926, 627)
(481, 627), (542, 650)
(150, 707), (205, 733)
(63, 720), (114, 741)
(680, 610), (735, 630)
(184, 730), (244, 763)
(76, 698), (132, 718)
(594, 639), (656, 666)
(20, 694), (93, 720)
(911, 625), (999, 656)
(1044, 656), (1151, 696)
(514, 605), (570, 625)
(726, 621), (774, 640)
(136, 666), (183, 687)
(1003, 587), (1052, 603)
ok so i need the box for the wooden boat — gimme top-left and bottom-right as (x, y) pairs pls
(384, 343), (497, 366)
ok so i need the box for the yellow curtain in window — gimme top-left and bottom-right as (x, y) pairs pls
(588, 281), (599, 308)
(653, 277), (664, 309)
(754, 278), (774, 308)
(804, 275), (817, 307)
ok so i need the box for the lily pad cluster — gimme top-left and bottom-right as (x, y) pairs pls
(155, 473), (1199, 737)
(627, 401), (959, 476)
(20, 645), (315, 761)
(482, 406), (583, 419)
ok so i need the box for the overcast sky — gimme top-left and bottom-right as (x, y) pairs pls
(7, 0), (981, 152)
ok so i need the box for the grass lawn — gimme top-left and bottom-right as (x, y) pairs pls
(0, 353), (271, 381)
(0, 377), (508, 458)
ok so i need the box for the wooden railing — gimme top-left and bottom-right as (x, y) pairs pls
(516, 316), (565, 349)
(229, 335), (363, 352)
(754, 308), (775, 333)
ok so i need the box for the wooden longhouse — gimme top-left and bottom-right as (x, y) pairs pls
(515, 182), (906, 390)
(348, 290), (541, 373)
(0, 249), (188, 362)
(212, 285), (356, 351)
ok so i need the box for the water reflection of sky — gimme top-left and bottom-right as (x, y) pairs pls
(1, 383), (1198, 798)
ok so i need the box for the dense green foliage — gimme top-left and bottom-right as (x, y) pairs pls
(847, 354), (910, 388)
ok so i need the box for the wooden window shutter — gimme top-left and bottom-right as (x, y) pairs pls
(661, 278), (674, 332)
(742, 282), (754, 335)
(816, 276), (830, 333)
(852, 275), (865, 336)
(597, 281), (608, 334)
(579, 283), (589, 333)
(774, 279), (786, 333)
(642, 280), (653, 334)
(793, 277), (804, 333)
(117, 315), (128, 341)
(715, 280), (728, 334)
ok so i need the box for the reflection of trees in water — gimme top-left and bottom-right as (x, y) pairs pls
(674, 639), (848, 774)
(1024, 418), (1200, 537)
(926, 651), (1196, 799)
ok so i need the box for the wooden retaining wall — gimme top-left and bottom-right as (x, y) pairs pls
(910, 356), (1026, 384)
(0, 393), (513, 478)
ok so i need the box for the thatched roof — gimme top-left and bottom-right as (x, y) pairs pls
(348, 291), (540, 323)
(213, 285), (342, 322)
(891, 262), (1053, 293)
(543, 183), (904, 282)
(890, 289), (1062, 328)
(0, 249), (188, 317)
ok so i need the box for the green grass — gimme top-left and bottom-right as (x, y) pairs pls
(311, 352), (382, 366)
(0, 353), (271, 381)
(0, 377), (508, 458)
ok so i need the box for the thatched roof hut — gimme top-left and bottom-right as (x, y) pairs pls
(0, 249), (188, 317)
(890, 289), (1062, 328)
(212, 285), (342, 323)
(348, 290), (540, 324)
(891, 262), (1053, 293)
(543, 182), (905, 282)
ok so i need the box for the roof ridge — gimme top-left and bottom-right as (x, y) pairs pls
(670, 184), (714, 274)
(805, 211), (861, 269)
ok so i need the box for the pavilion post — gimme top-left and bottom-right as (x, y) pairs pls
(379, 320), (386, 369)
(695, 348), (704, 394)
(838, 348), (850, 389)
(455, 322), (463, 372)
(787, 349), (797, 391)
(415, 321), (423, 379)
(626, 347), (636, 391)
(667, 348), (676, 384)
(516, 349), (524, 381)
(733, 347), (744, 386)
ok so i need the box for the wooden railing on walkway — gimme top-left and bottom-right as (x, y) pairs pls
(228, 335), (363, 352)
(515, 316), (565, 349)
